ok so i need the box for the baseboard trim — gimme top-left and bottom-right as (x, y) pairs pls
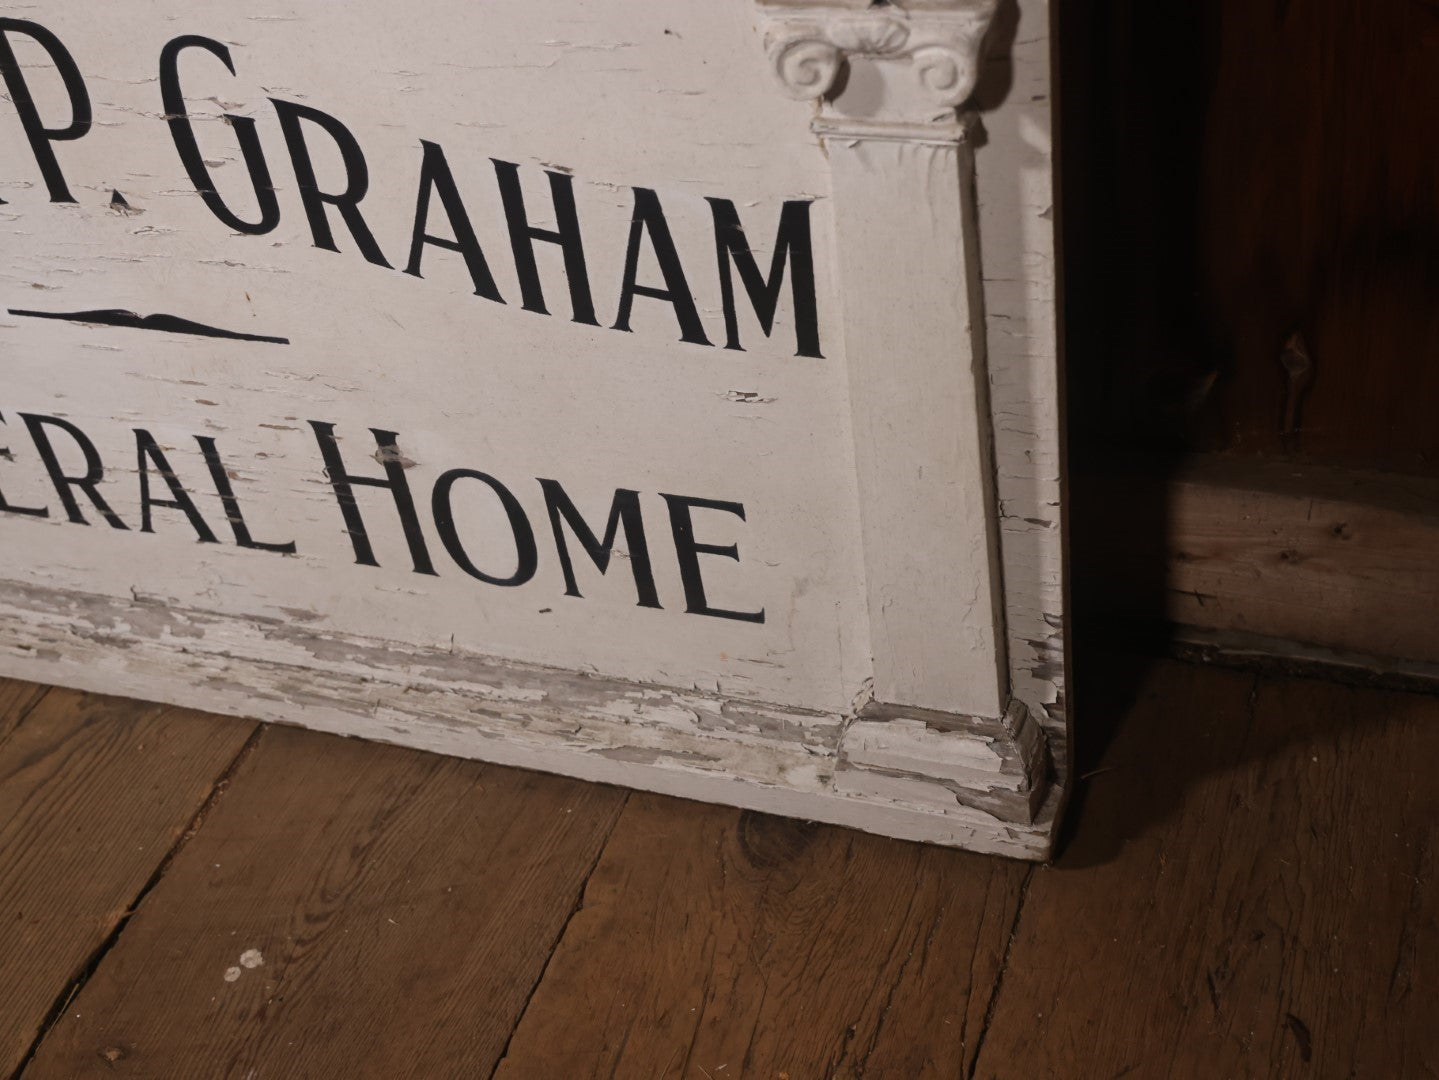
(1166, 625), (1439, 694)
(1082, 454), (1439, 673)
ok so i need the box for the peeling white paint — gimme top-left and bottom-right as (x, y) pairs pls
(0, 0), (1064, 857)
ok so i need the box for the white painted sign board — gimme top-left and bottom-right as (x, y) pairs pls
(0, 0), (1065, 857)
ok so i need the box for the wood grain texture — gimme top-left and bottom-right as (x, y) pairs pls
(1084, 455), (1439, 668)
(0, 688), (256, 1078)
(1062, 0), (1439, 475)
(23, 724), (628, 1080)
(0, 678), (49, 746)
(1192, 0), (1439, 472)
(1164, 459), (1439, 665)
(494, 794), (1029, 1079)
(972, 661), (1439, 1078)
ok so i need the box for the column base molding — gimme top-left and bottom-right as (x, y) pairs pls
(839, 698), (1051, 824)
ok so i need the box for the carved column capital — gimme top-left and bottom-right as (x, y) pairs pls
(757, 0), (998, 112)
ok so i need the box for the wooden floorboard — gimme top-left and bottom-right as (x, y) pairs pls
(493, 794), (1030, 1079)
(0, 679), (50, 748)
(7, 660), (1437, 1079)
(0, 683), (257, 1079)
(21, 724), (628, 1080)
(971, 661), (1439, 1079)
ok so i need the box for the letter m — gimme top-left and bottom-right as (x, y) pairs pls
(539, 480), (661, 608)
(706, 197), (822, 359)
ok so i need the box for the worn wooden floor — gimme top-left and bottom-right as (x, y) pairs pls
(1, 658), (1435, 1079)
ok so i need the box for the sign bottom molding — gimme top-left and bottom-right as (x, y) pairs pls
(0, 581), (1057, 860)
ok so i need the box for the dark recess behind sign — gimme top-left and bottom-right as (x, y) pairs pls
(1054, 0), (1439, 786)
(1057, 0), (1439, 477)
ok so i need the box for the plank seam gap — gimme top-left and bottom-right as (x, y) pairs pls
(12, 686), (53, 730)
(852, 877), (928, 1075)
(965, 864), (1035, 1080)
(6, 720), (265, 1080)
(486, 789), (632, 1079)
(0, 685), (54, 760)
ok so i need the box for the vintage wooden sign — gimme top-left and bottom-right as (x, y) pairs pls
(0, 0), (1065, 857)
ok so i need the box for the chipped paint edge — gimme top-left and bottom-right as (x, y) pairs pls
(0, 580), (1055, 859)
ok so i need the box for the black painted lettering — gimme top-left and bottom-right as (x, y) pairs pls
(406, 140), (503, 302)
(20, 413), (127, 529)
(660, 494), (763, 624)
(432, 469), (537, 587)
(0, 19), (91, 203)
(538, 480), (660, 608)
(160, 36), (280, 235)
(707, 198), (822, 359)
(613, 188), (711, 346)
(135, 429), (218, 542)
(309, 422), (435, 574)
(197, 436), (297, 554)
(272, 99), (391, 268)
(492, 159), (598, 326)
(0, 411), (47, 517)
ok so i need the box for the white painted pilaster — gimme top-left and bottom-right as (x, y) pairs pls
(757, 0), (1009, 719)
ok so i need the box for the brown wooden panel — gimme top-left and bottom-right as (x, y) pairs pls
(22, 725), (627, 1080)
(1060, 0), (1439, 474)
(0, 689), (256, 1078)
(494, 795), (1029, 1079)
(972, 661), (1439, 1077)
(1082, 455), (1439, 669)
(1164, 459), (1439, 664)
(1195, 0), (1439, 471)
